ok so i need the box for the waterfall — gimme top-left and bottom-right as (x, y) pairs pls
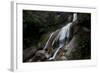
(59, 23), (72, 42)
(73, 13), (77, 22)
(49, 22), (73, 60)
(43, 13), (77, 60)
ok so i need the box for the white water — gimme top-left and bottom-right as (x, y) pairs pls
(73, 13), (77, 22)
(44, 13), (77, 60)
(57, 13), (77, 47)
(49, 23), (72, 60)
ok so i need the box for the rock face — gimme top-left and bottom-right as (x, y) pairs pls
(63, 27), (91, 60)
(23, 47), (37, 62)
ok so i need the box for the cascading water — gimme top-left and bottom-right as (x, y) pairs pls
(48, 22), (73, 60)
(43, 13), (78, 60)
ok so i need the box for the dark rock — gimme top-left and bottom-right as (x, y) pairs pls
(23, 47), (37, 62)
(31, 50), (49, 62)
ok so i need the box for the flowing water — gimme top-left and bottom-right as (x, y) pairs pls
(43, 13), (77, 60)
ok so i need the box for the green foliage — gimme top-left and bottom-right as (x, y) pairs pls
(23, 10), (73, 49)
